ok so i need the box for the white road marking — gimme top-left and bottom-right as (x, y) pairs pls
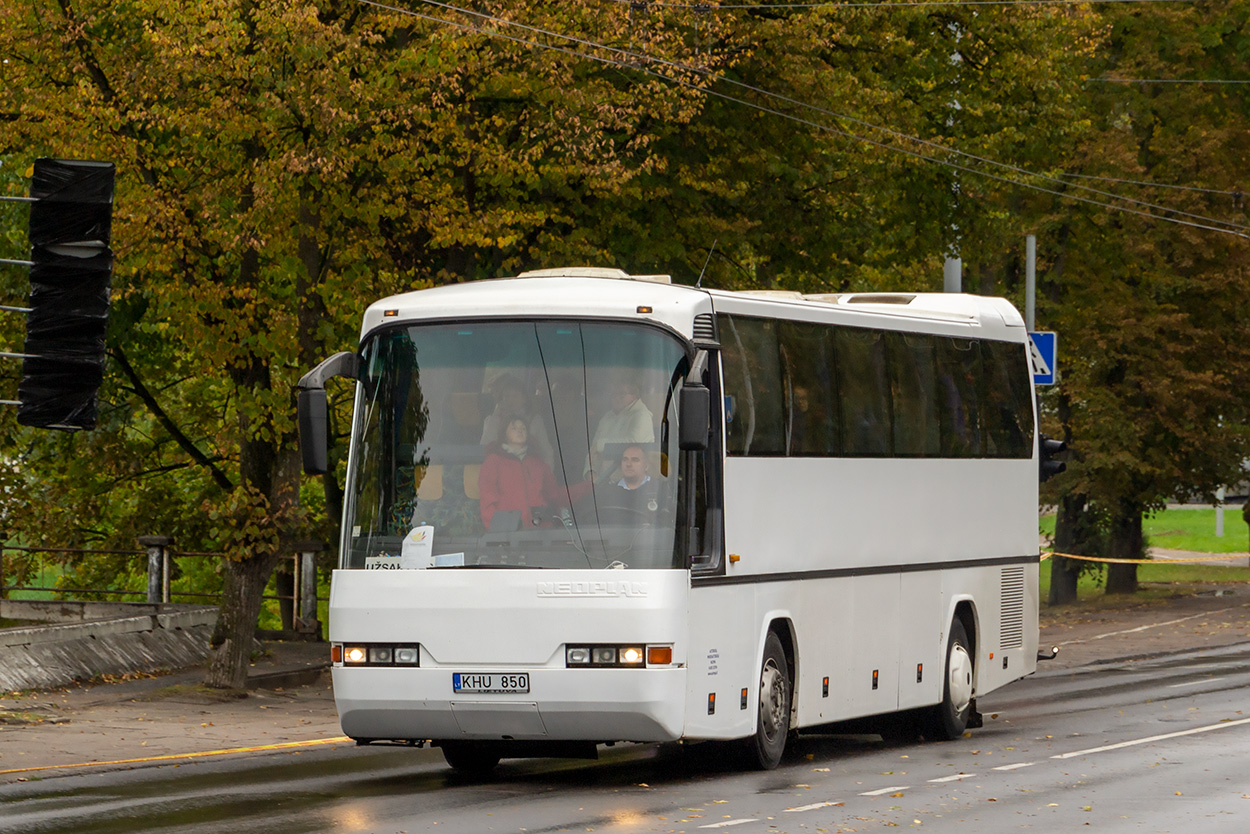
(1053, 716), (1250, 759)
(784, 801), (842, 812)
(1169, 677), (1224, 688)
(699, 820), (758, 828)
(1080, 608), (1239, 642)
(928, 773), (975, 783)
(992, 762), (1036, 771)
(860, 785), (910, 796)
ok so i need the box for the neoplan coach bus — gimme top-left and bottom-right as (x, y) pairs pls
(298, 267), (1043, 773)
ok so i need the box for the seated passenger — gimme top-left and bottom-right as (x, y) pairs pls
(479, 416), (562, 531)
(480, 374), (554, 467)
(585, 376), (654, 479)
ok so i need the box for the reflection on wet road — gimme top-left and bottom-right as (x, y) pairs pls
(4, 643), (1250, 834)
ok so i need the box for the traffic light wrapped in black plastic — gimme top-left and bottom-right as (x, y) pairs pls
(18, 160), (114, 430)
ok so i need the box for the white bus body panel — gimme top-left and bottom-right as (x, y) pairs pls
(683, 455), (1038, 738)
(330, 569), (689, 742)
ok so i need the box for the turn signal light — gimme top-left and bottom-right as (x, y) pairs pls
(647, 646), (673, 665)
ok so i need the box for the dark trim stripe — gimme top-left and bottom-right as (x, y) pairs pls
(692, 553), (1040, 587)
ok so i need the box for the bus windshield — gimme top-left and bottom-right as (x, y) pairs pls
(343, 321), (691, 571)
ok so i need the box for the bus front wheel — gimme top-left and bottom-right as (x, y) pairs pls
(746, 631), (791, 769)
(924, 618), (974, 740)
(440, 741), (501, 774)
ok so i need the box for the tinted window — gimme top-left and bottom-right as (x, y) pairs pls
(889, 332), (942, 457)
(780, 320), (840, 455)
(835, 327), (891, 456)
(936, 337), (982, 457)
(719, 315), (785, 456)
(980, 340), (1035, 458)
(716, 314), (1032, 461)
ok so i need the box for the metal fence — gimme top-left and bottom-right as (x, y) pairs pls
(0, 539), (327, 636)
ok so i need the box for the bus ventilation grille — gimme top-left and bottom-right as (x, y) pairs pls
(1000, 566), (1026, 650)
(692, 313), (717, 342)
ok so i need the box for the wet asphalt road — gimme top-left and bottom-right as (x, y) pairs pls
(3, 642), (1249, 834)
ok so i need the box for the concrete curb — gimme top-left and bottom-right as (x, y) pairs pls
(0, 605), (218, 693)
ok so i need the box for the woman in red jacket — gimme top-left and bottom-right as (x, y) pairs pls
(479, 416), (562, 530)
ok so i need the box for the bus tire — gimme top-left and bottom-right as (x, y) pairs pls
(440, 741), (501, 774)
(746, 631), (791, 769)
(924, 618), (974, 740)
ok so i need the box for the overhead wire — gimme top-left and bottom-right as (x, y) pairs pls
(1056, 173), (1244, 197)
(355, 0), (1250, 237)
(604, 0), (1212, 9)
(1089, 77), (1250, 84)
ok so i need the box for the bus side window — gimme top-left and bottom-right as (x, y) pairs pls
(889, 332), (942, 457)
(936, 337), (983, 457)
(717, 314), (785, 456)
(779, 320), (839, 456)
(979, 340), (1035, 458)
(835, 327), (891, 456)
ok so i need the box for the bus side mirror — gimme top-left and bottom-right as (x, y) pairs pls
(297, 351), (358, 476)
(679, 384), (710, 451)
(299, 388), (329, 475)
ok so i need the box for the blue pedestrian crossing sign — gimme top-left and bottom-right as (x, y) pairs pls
(1029, 331), (1057, 386)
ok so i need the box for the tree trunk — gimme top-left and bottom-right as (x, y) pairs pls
(1049, 492), (1088, 605)
(1106, 502), (1143, 595)
(206, 551), (283, 689)
(1242, 500), (1250, 554)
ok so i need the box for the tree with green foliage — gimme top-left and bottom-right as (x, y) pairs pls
(1039, 1), (1250, 595)
(0, 0), (723, 688)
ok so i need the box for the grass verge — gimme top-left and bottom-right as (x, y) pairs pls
(1040, 505), (1250, 554)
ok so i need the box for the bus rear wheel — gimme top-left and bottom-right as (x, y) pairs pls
(746, 631), (791, 769)
(924, 618), (974, 740)
(440, 741), (501, 774)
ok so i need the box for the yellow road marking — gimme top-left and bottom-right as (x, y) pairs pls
(0, 736), (353, 776)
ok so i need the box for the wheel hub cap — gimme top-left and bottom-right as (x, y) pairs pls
(948, 643), (973, 714)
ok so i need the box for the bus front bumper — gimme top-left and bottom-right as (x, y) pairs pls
(333, 666), (687, 743)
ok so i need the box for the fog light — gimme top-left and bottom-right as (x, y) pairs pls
(344, 646), (367, 664)
(394, 647), (419, 665)
(620, 647), (644, 665)
(592, 647), (617, 664)
(566, 647), (591, 665)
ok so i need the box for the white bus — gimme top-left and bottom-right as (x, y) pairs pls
(298, 267), (1041, 772)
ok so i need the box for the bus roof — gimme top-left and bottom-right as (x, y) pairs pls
(361, 268), (1026, 343)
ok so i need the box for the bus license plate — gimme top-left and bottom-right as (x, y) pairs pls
(452, 673), (529, 694)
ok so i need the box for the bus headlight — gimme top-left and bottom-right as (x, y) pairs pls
(334, 643), (420, 667)
(619, 647), (644, 665)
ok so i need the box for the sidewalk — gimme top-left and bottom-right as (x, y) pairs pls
(0, 640), (340, 779)
(3, 585), (1250, 782)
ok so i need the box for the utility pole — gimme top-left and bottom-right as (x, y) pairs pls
(1025, 234), (1036, 330)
